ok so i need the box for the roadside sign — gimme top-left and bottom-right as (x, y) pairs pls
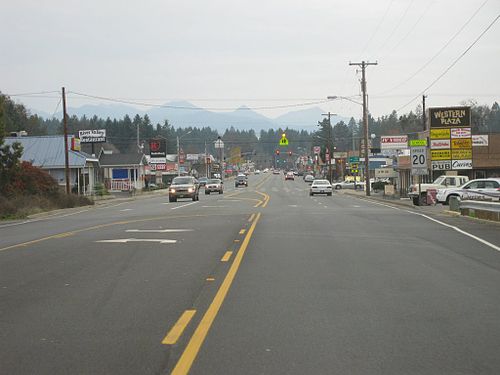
(279, 135), (289, 146)
(409, 139), (427, 147)
(410, 146), (428, 176)
(348, 156), (359, 163)
(214, 138), (224, 149)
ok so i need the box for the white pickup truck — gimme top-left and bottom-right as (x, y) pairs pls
(408, 175), (469, 206)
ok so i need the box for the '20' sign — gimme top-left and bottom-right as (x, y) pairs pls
(411, 147), (427, 168)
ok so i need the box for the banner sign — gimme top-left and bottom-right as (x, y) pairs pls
(452, 160), (472, 170)
(79, 129), (106, 143)
(381, 135), (408, 150)
(431, 149), (451, 160)
(408, 139), (427, 147)
(430, 128), (451, 139)
(149, 157), (167, 164)
(432, 160), (452, 171)
(451, 138), (472, 149)
(450, 127), (471, 138)
(472, 134), (488, 146)
(431, 139), (451, 149)
(149, 139), (166, 158)
(429, 106), (471, 128)
(451, 149), (472, 160)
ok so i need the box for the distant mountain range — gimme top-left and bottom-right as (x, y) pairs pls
(33, 101), (350, 133)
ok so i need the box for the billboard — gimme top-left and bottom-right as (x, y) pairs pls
(429, 106), (471, 128)
(79, 129), (106, 143)
(381, 135), (408, 150)
(149, 139), (167, 158)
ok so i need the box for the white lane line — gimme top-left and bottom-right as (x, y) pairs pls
(96, 238), (177, 244)
(0, 209), (91, 228)
(126, 229), (193, 233)
(171, 202), (198, 210)
(353, 205), (361, 208)
(202, 206), (228, 208)
(120, 209), (133, 212)
(405, 211), (500, 252)
(96, 202), (128, 210)
(288, 205), (298, 207)
(362, 199), (401, 211)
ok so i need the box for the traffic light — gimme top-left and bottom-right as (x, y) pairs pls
(275, 150), (280, 155)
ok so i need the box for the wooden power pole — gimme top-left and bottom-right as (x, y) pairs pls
(62, 87), (70, 195)
(349, 61), (377, 196)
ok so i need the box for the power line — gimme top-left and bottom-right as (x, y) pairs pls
(3, 90), (60, 97)
(68, 91), (331, 111)
(377, 0), (415, 52)
(378, 0), (489, 95)
(396, 13), (500, 112)
(358, 0), (395, 58)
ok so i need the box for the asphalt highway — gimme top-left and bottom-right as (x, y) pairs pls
(1, 172), (499, 374)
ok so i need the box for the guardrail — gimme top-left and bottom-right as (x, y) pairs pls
(459, 200), (500, 222)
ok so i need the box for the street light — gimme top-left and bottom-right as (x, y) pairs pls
(177, 130), (193, 176)
(327, 94), (371, 196)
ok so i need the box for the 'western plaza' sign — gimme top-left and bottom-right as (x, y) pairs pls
(429, 106), (472, 170)
(429, 106), (471, 128)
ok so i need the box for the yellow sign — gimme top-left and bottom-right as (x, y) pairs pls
(431, 149), (451, 160)
(279, 136), (289, 146)
(451, 138), (472, 149)
(452, 149), (472, 160)
(409, 139), (427, 147)
(430, 128), (451, 139)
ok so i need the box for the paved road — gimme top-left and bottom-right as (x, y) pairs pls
(1, 173), (499, 374)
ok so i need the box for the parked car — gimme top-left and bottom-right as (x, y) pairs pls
(285, 172), (295, 180)
(205, 178), (223, 194)
(235, 175), (248, 187)
(409, 175), (469, 206)
(331, 180), (363, 190)
(436, 178), (500, 204)
(310, 179), (332, 196)
(169, 176), (200, 202)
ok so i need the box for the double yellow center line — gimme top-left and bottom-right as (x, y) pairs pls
(170, 213), (261, 375)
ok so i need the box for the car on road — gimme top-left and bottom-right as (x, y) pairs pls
(235, 175), (248, 187)
(436, 178), (500, 204)
(255, 170), (261, 175)
(332, 180), (363, 190)
(304, 174), (315, 183)
(169, 176), (200, 202)
(205, 178), (223, 194)
(273, 169), (280, 175)
(198, 177), (209, 187)
(285, 171), (295, 180)
(310, 179), (332, 196)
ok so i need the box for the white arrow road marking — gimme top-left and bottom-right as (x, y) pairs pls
(126, 229), (193, 233)
(120, 209), (133, 211)
(96, 239), (177, 244)
(171, 202), (198, 210)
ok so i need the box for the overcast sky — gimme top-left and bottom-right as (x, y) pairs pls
(1, 0), (499, 121)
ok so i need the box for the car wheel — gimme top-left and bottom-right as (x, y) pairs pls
(327, 193), (332, 196)
(205, 191), (209, 195)
(219, 190), (223, 194)
(169, 197), (176, 203)
(309, 192), (313, 196)
(335, 185), (341, 190)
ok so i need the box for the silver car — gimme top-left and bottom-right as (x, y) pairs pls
(310, 179), (333, 196)
(205, 179), (223, 194)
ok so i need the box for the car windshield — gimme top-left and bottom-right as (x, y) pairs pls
(208, 179), (221, 184)
(172, 177), (193, 185)
(313, 181), (330, 185)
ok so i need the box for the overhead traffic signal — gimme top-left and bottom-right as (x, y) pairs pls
(288, 151), (292, 156)
(275, 149), (280, 155)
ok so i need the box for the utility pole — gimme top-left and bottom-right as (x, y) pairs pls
(349, 60), (377, 196)
(62, 87), (70, 195)
(137, 120), (140, 153)
(177, 136), (180, 176)
(422, 94), (430, 182)
(321, 112), (335, 182)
